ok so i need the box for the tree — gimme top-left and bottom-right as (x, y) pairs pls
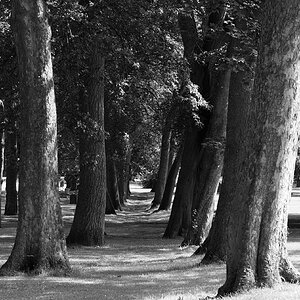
(164, 1), (228, 239)
(158, 143), (183, 211)
(150, 119), (172, 209)
(0, 1), (17, 227)
(4, 98), (19, 216)
(0, 0), (70, 274)
(218, 0), (300, 295)
(199, 0), (260, 262)
(0, 101), (4, 227)
(4, 122), (18, 216)
(66, 40), (106, 246)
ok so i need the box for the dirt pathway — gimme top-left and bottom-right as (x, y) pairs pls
(1, 184), (300, 299)
(0, 184), (224, 300)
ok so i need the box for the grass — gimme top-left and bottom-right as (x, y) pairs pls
(0, 184), (300, 299)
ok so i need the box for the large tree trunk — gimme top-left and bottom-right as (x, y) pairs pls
(67, 41), (106, 246)
(0, 0), (70, 274)
(4, 124), (18, 216)
(182, 68), (230, 247)
(200, 52), (255, 262)
(200, 7), (258, 263)
(158, 145), (183, 211)
(151, 125), (172, 209)
(219, 0), (300, 295)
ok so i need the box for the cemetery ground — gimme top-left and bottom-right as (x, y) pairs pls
(1, 184), (300, 299)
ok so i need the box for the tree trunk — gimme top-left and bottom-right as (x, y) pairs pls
(65, 172), (78, 204)
(163, 127), (203, 238)
(182, 68), (230, 247)
(158, 145), (183, 211)
(4, 125), (18, 216)
(201, 53), (255, 262)
(0, 0), (70, 274)
(163, 8), (212, 239)
(164, 1), (227, 240)
(117, 135), (132, 205)
(200, 9), (258, 263)
(167, 133), (176, 174)
(67, 41), (106, 246)
(151, 126), (172, 209)
(0, 101), (5, 227)
(106, 158), (120, 214)
(123, 146), (132, 202)
(219, 0), (300, 295)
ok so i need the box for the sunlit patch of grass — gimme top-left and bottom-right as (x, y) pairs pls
(219, 284), (300, 300)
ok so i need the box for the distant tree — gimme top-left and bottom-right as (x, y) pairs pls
(0, 1), (17, 225)
(4, 120), (18, 216)
(0, 101), (4, 227)
(158, 143), (183, 211)
(150, 115), (172, 209)
(218, 0), (300, 295)
(0, 0), (70, 274)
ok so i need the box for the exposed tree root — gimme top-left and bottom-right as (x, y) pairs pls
(280, 257), (300, 283)
(193, 238), (210, 256)
(0, 258), (71, 277)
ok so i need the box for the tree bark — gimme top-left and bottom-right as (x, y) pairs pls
(164, 1), (227, 240)
(163, 9), (210, 239)
(167, 133), (176, 174)
(4, 124), (18, 216)
(158, 145), (183, 211)
(0, 101), (5, 227)
(117, 134), (132, 205)
(67, 40), (106, 246)
(182, 68), (230, 247)
(151, 125), (172, 209)
(219, 0), (300, 295)
(106, 157), (120, 214)
(163, 127), (203, 238)
(0, 0), (70, 274)
(200, 7), (259, 263)
(201, 53), (255, 262)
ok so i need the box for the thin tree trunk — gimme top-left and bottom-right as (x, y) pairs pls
(67, 41), (106, 246)
(151, 126), (172, 209)
(111, 160), (121, 210)
(4, 125), (18, 215)
(167, 133), (176, 174)
(122, 146), (132, 202)
(158, 145), (183, 211)
(0, 101), (5, 228)
(219, 0), (300, 295)
(117, 135), (131, 205)
(0, 0), (70, 274)
(106, 157), (120, 214)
